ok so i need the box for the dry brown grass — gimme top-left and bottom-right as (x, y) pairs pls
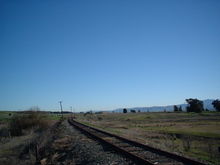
(9, 111), (49, 136)
(76, 112), (220, 164)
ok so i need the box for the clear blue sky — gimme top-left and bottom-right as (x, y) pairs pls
(1, 0), (220, 111)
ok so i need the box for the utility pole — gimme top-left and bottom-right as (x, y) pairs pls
(59, 101), (63, 118)
(73, 107), (75, 118)
(70, 106), (73, 118)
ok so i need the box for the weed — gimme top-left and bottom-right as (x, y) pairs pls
(9, 111), (49, 136)
(182, 136), (191, 152)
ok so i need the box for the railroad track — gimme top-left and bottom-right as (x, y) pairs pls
(68, 118), (206, 165)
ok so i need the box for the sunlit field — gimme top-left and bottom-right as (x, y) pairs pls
(75, 112), (220, 164)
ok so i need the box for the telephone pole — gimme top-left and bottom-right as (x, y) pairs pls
(70, 106), (73, 118)
(73, 107), (75, 118)
(59, 101), (63, 118)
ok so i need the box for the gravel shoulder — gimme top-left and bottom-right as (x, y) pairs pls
(39, 119), (136, 165)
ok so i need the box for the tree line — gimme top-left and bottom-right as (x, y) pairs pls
(122, 99), (220, 113)
(173, 98), (220, 113)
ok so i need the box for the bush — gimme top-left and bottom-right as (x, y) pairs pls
(9, 115), (22, 136)
(0, 127), (10, 137)
(123, 108), (127, 113)
(9, 111), (48, 136)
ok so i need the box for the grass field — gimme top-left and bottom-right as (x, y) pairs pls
(0, 111), (63, 123)
(0, 111), (16, 124)
(75, 112), (220, 165)
(1, 111), (219, 164)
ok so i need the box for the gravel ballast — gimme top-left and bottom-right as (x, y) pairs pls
(41, 120), (136, 165)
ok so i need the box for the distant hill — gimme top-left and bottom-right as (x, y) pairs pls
(113, 99), (215, 113)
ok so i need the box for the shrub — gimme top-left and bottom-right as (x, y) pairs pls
(0, 127), (10, 137)
(123, 108), (127, 113)
(9, 111), (48, 136)
(9, 115), (23, 136)
(98, 116), (103, 120)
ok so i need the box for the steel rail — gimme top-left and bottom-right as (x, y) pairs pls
(68, 118), (206, 165)
(68, 118), (152, 164)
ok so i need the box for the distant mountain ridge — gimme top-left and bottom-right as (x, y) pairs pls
(113, 99), (215, 113)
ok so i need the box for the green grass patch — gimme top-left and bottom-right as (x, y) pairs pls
(46, 114), (62, 120)
(186, 148), (219, 165)
(0, 111), (15, 123)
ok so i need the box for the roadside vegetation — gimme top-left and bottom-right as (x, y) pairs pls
(9, 111), (50, 136)
(0, 108), (63, 165)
